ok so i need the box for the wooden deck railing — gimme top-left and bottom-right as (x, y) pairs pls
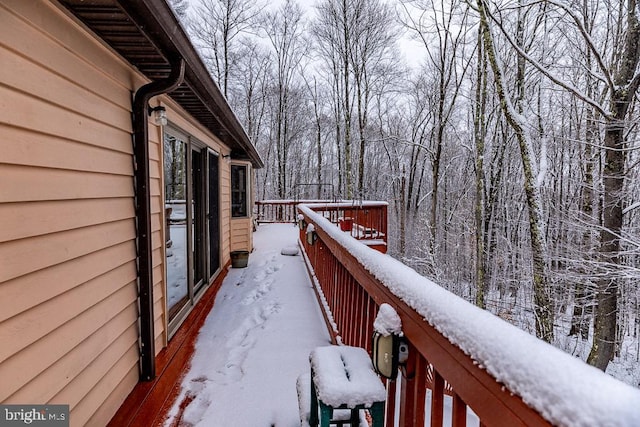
(295, 202), (640, 427)
(255, 200), (320, 223)
(256, 200), (388, 252)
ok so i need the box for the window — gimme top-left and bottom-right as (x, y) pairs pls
(231, 164), (248, 217)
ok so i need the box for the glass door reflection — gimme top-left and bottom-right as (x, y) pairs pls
(192, 148), (205, 294)
(164, 133), (189, 320)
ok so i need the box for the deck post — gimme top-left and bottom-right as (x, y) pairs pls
(398, 345), (427, 426)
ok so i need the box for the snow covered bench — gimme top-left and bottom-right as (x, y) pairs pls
(300, 345), (386, 427)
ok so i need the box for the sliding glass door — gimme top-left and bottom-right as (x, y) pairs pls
(163, 128), (221, 334)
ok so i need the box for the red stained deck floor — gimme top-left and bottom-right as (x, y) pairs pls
(108, 262), (230, 427)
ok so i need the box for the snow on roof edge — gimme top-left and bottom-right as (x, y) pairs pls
(299, 205), (640, 427)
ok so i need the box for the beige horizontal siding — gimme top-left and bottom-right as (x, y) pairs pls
(0, 45), (132, 132)
(154, 301), (166, 347)
(0, 219), (136, 283)
(0, 124), (133, 175)
(150, 158), (162, 179)
(220, 161), (231, 262)
(65, 342), (139, 426)
(0, 198), (135, 243)
(230, 218), (251, 252)
(0, 164), (134, 203)
(149, 122), (166, 349)
(0, 282), (138, 402)
(0, 1), (134, 105)
(0, 2), (146, 426)
(0, 84), (133, 155)
(0, 262), (137, 365)
(5, 305), (138, 404)
(51, 324), (138, 409)
(0, 242), (136, 323)
(86, 364), (138, 427)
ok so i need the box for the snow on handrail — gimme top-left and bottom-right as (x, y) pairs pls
(298, 203), (640, 427)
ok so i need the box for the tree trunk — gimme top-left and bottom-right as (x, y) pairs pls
(477, 0), (554, 342)
(400, 168), (407, 256)
(587, 117), (625, 369)
(588, 0), (640, 370)
(474, 23), (488, 309)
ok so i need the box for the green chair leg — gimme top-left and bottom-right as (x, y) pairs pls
(319, 402), (333, 427)
(350, 408), (360, 425)
(370, 402), (385, 427)
(309, 375), (318, 427)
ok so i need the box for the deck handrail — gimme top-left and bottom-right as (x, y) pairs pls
(256, 200), (388, 251)
(297, 202), (640, 427)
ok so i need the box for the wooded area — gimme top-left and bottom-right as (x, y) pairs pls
(172, 0), (640, 385)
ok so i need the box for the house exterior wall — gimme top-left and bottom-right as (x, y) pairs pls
(0, 2), (141, 425)
(230, 217), (253, 252)
(0, 1), (244, 425)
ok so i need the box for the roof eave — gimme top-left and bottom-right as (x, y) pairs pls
(59, 0), (264, 168)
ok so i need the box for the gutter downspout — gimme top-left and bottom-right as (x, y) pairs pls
(132, 58), (185, 381)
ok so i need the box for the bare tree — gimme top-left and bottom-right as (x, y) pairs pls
(313, 0), (356, 197)
(168, 0), (189, 19)
(232, 40), (272, 199)
(189, 0), (263, 97)
(262, 0), (306, 199)
(302, 76), (329, 198)
(349, 0), (398, 195)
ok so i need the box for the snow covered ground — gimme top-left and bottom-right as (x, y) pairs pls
(164, 223), (331, 426)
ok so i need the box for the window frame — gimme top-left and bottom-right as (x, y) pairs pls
(231, 163), (249, 218)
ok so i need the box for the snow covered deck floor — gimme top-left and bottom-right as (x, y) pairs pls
(163, 223), (332, 426)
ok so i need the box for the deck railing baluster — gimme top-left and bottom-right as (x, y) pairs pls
(431, 369), (445, 427)
(452, 392), (467, 427)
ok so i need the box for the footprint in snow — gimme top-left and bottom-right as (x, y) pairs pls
(241, 280), (274, 305)
(254, 271), (268, 281)
(261, 302), (281, 317)
(266, 264), (282, 274)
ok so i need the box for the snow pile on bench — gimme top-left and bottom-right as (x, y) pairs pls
(310, 346), (386, 409)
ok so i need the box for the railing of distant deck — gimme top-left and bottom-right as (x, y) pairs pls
(295, 202), (550, 427)
(255, 200), (312, 223)
(255, 200), (387, 252)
